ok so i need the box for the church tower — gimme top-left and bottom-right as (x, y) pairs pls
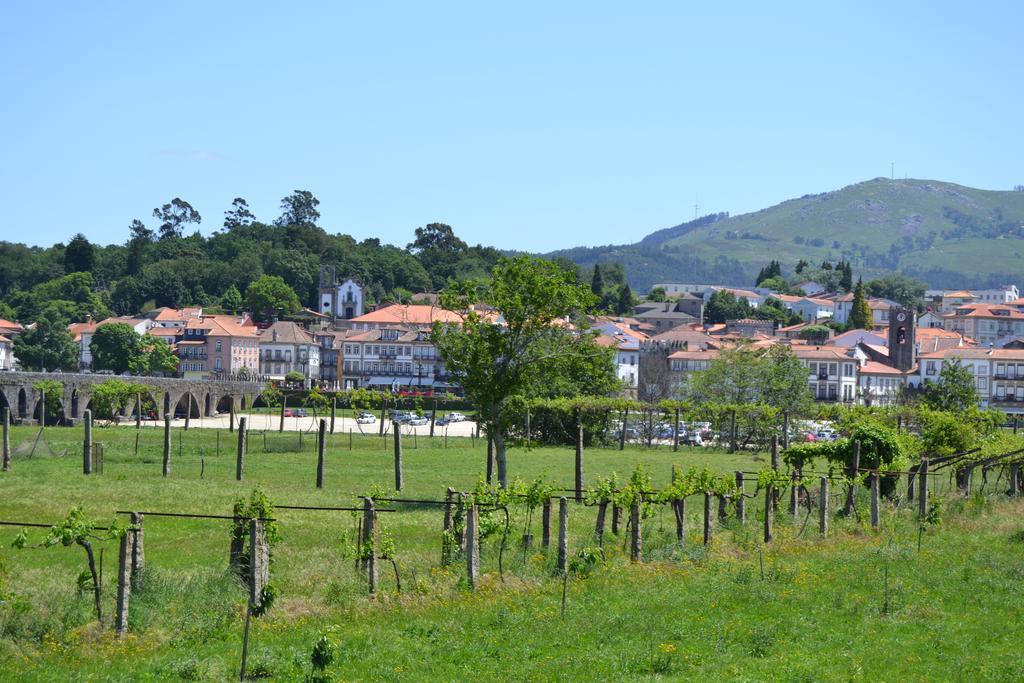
(887, 306), (916, 371)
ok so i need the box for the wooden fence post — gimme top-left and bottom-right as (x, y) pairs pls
(595, 500), (608, 544)
(703, 492), (713, 546)
(1, 406), (9, 472)
(316, 419), (326, 489)
(918, 458), (929, 518)
(442, 487), (454, 566)
(430, 401), (437, 438)
(136, 393), (142, 430)
(83, 409), (93, 475)
(236, 417), (246, 481)
(729, 409), (738, 453)
(279, 396), (286, 433)
(330, 396), (336, 435)
(789, 471), (799, 518)
(362, 498), (378, 596)
(735, 471), (745, 523)
(763, 485), (774, 544)
(673, 407), (680, 453)
(575, 419), (584, 502)
(393, 422), (403, 491)
(819, 477), (829, 536)
(673, 498), (685, 543)
(843, 440), (860, 516)
(115, 531), (131, 636)
(782, 410), (790, 450)
(542, 498), (552, 548)
(612, 503), (622, 535)
(771, 435), (780, 511)
(557, 497), (569, 575)
(486, 434), (494, 485)
(870, 472), (880, 530)
(630, 496), (642, 561)
(184, 393), (191, 431)
(466, 502), (480, 588)
(228, 398), (234, 433)
(1011, 463), (1020, 497)
(162, 414), (171, 477)
(619, 407), (628, 451)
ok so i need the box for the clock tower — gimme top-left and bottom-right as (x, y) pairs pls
(887, 306), (916, 371)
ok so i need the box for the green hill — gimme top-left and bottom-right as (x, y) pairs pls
(549, 178), (1024, 292)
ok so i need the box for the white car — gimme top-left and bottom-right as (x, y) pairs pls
(356, 412), (376, 424)
(447, 412), (466, 422)
(408, 415), (429, 426)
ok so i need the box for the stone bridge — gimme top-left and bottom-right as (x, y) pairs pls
(0, 371), (266, 423)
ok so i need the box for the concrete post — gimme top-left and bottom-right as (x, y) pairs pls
(130, 512), (145, 589)
(612, 504), (622, 535)
(115, 531), (131, 636)
(236, 417), (247, 481)
(162, 414), (171, 477)
(870, 472), (880, 530)
(1, 406), (9, 472)
(735, 471), (745, 523)
(250, 520), (269, 608)
(393, 422), (403, 491)
(630, 497), (642, 561)
(83, 409), (93, 475)
(819, 477), (829, 536)
(557, 497), (569, 575)
(703, 492), (713, 546)
(1011, 463), (1020, 497)
(316, 419), (326, 489)
(466, 502), (480, 588)
(575, 420), (584, 502)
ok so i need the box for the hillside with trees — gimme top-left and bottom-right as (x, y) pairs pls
(547, 178), (1024, 291)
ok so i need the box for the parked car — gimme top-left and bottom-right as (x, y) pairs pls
(435, 415), (452, 427)
(356, 412), (376, 424)
(282, 408), (308, 418)
(656, 424), (675, 439)
(408, 415), (429, 426)
(680, 431), (704, 447)
(447, 412), (466, 422)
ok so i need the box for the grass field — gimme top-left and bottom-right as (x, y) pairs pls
(1, 423), (1023, 681)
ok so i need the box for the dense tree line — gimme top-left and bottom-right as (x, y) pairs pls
(0, 192), (505, 326)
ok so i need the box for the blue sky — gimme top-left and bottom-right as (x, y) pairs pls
(2, 2), (1022, 252)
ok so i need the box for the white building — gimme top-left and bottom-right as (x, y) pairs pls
(0, 334), (13, 370)
(790, 346), (859, 403)
(340, 327), (449, 393)
(318, 267), (364, 320)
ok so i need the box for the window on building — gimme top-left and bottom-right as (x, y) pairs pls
(215, 340), (222, 352)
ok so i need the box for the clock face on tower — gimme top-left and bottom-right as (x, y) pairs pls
(896, 312), (907, 322)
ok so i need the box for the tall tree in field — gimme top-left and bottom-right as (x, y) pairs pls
(90, 323), (141, 374)
(274, 190), (320, 227)
(64, 234), (95, 274)
(615, 282), (634, 315)
(153, 198), (201, 240)
(433, 256), (606, 488)
(590, 264), (604, 299)
(848, 278), (872, 330)
(13, 309), (79, 371)
(839, 261), (854, 292)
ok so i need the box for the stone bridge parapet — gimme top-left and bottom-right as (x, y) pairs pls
(0, 371), (265, 422)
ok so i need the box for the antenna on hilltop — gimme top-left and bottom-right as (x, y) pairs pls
(890, 162), (894, 181)
(694, 195), (699, 221)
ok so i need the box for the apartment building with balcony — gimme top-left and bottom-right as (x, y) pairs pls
(943, 304), (1024, 348)
(339, 327), (450, 393)
(790, 346), (859, 403)
(915, 347), (1024, 414)
(177, 315), (259, 379)
(258, 321), (321, 383)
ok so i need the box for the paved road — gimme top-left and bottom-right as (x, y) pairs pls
(122, 412), (480, 437)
